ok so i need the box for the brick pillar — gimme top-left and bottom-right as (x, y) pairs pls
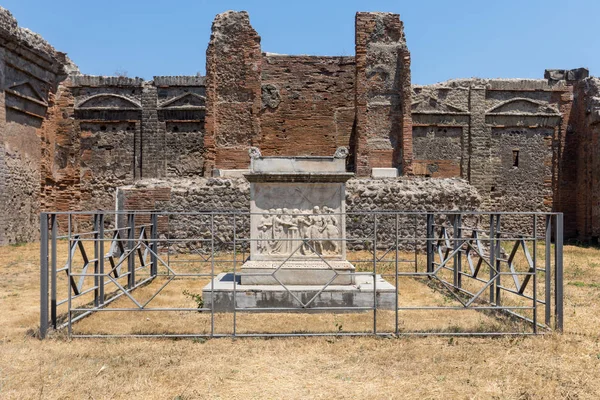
(204, 11), (262, 175)
(354, 12), (412, 177)
(467, 86), (492, 207)
(140, 83), (163, 179)
(39, 80), (82, 214)
(552, 84), (578, 237)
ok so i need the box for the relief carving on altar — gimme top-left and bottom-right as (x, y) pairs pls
(256, 206), (341, 256)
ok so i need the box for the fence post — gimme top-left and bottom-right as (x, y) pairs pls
(233, 213), (237, 337)
(93, 213), (100, 307)
(98, 213), (105, 306)
(453, 214), (462, 288)
(40, 213), (49, 339)
(395, 213), (400, 335)
(545, 215), (552, 326)
(554, 213), (564, 332)
(426, 213), (434, 273)
(127, 213), (135, 289)
(495, 215), (502, 306)
(373, 214), (378, 334)
(532, 215), (538, 334)
(489, 214), (496, 304)
(151, 212), (158, 277)
(210, 213), (215, 337)
(50, 214), (57, 328)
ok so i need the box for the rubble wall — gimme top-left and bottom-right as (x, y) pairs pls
(117, 177), (480, 251)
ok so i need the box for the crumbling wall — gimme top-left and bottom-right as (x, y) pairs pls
(412, 126), (463, 178)
(117, 177), (480, 251)
(39, 79), (81, 215)
(354, 12), (413, 176)
(205, 10), (415, 175)
(1, 5), (599, 245)
(411, 77), (579, 234)
(204, 11), (262, 172)
(40, 76), (141, 214)
(411, 84), (470, 178)
(570, 77), (600, 241)
(0, 7), (74, 244)
(40, 75), (206, 214)
(259, 55), (355, 158)
(156, 76), (206, 178)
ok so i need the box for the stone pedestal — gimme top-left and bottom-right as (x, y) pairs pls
(203, 273), (397, 311)
(201, 146), (397, 311)
(241, 147), (355, 285)
(239, 260), (355, 285)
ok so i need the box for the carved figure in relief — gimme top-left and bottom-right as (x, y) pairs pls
(296, 212), (313, 255)
(308, 206), (325, 255)
(265, 209), (276, 252)
(271, 209), (285, 254)
(257, 212), (273, 253)
(280, 208), (295, 253)
(256, 206), (341, 256)
(322, 206), (340, 254)
(287, 209), (301, 254)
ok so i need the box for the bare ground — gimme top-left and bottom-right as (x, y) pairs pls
(1, 241), (599, 399)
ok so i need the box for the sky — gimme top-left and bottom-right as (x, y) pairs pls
(2, 0), (598, 85)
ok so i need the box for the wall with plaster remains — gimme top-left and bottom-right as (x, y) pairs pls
(410, 77), (577, 235)
(39, 75), (206, 216)
(0, 7), (74, 244)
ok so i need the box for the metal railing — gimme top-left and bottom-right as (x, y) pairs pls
(39, 211), (564, 338)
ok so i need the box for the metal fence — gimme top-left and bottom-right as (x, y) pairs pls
(39, 211), (564, 338)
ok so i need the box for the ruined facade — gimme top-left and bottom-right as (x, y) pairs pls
(1, 7), (599, 244)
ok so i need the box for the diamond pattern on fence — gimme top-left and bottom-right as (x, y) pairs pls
(431, 215), (537, 307)
(38, 211), (564, 339)
(266, 238), (346, 308)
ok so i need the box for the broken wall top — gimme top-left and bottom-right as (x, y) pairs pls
(0, 6), (77, 75)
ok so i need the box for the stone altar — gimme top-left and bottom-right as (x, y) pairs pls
(241, 146), (355, 285)
(202, 147), (396, 310)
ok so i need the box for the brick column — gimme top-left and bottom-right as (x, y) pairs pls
(354, 12), (412, 176)
(39, 80), (82, 214)
(555, 85), (577, 236)
(467, 86), (492, 207)
(204, 11), (262, 175)
(140, 83), (163, 179)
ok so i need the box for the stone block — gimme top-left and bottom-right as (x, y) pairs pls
(202, 273), (397, 311)
(240, 260), (355, 285)
(212, 169), (251, 178)
(250, 156), (347, 173)
(371, 168), (398, 178)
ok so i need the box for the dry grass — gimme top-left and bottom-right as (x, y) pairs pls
(1, 241), (600, 399)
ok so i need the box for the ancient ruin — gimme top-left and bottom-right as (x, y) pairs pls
(10, 7), (572, 337)
(1, 6), (599, 247)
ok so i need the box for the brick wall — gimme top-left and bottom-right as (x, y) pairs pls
(0, 7), (71, 244)
(569, 78), (600, 241)
(259, 55), (355, 158)
(2, 5), (600, 244)
(410, 78), (576, 234)
(39, 75), (206, 217)
(354, 12), (412, 176)
(204, 11), (262, 173)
